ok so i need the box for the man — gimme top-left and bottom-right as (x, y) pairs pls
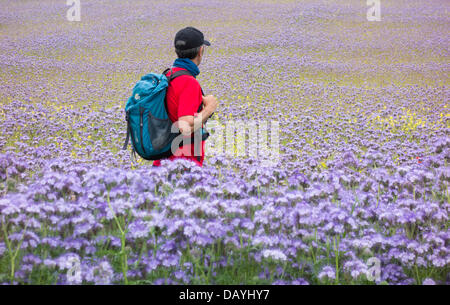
(153, 27), (218, 167)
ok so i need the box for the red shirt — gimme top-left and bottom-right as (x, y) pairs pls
(153, 67), (205, 167)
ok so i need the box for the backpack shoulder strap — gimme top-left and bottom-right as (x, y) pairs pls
(169, 69), (193, 82)
(163, 68), (205, 112)
(163, 68), (197, 83)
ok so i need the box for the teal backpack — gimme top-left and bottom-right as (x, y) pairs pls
(122, 68), (209, 161)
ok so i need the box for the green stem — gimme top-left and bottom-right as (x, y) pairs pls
(135, 240), (147, 269)
(121, 232), (128, 285)
(2, 170), (8, 196)
(280, 262), (287, 281)
(334, 236), (340, 284)
(151, 228), (157, 258)
(446, 183), (449, 204)
(106, 191), (128, 284)
(310, 245), (316, 265)
(376, 184), (380, 208)
(2, 217), (29, 284)
(414, 264), (421, 285)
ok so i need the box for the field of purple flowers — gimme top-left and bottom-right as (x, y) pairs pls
(0, 0), (449, 285)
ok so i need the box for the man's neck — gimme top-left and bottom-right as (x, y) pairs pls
(192, 57), (200, 67)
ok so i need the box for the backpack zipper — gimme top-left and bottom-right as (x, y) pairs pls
(139, 107), (146, 155)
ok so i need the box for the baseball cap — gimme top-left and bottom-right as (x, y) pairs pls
(174, 27), (211, 51)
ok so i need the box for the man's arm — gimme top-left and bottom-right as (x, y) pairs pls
(178, 95), (218, 136)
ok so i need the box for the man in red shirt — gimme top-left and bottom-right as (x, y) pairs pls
(153, 27), (218, 167)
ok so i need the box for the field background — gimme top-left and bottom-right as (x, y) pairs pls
(0, 0), (449, 285)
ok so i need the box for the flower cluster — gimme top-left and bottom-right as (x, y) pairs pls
(0, 0), (448, 285)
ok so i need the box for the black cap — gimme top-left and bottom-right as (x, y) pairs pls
(174, 27), (211, 51)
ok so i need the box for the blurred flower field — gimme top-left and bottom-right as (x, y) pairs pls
(0, 0), (449, 285)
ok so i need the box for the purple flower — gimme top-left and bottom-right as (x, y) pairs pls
(261, 249), (287, 261)
(291, 278), (309, 285)
(422, 278), (436, 285)
(318, 266), (336, 281)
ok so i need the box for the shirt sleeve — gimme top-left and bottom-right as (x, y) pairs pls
(177, 77), (203, 118)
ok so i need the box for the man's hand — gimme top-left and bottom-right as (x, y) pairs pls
(177, 95), (218, 136)
(202, 95), (218, 116)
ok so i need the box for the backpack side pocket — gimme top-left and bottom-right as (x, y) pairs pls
(148, 112), (173, 151)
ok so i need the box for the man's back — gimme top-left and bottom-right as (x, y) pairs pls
(165, 67), (202, 124)
(152, 67), (206, 167)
